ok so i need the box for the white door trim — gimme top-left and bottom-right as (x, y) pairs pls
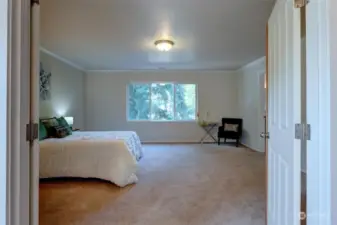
(328, 0), (337, 224)
(306, 0), (332, 224)
(6, 0), (31, 225)
(30, 2), (40, 225)
(0, 0), (9, 224)
(306, 0), (331, 224)
(257, 69), (266, 153)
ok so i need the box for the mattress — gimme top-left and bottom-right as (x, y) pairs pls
(39, 131), (143, 187)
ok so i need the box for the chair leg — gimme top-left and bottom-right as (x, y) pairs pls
(224, 138), (226, 144)
(218, 138), (220, 145)
(236, 139), (239, 147)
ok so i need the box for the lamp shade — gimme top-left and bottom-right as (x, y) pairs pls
(64, 117), (74, 126)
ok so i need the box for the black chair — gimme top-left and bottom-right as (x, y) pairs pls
(218, 118), (243, 147)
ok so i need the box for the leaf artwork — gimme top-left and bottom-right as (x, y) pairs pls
(40, 63), (52, 101)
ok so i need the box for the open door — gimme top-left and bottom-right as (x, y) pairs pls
(267, 0), (302, 224)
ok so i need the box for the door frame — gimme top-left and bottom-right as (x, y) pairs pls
(257, 70), (267, 152)
(3, 0), (335, 225)
(5, 0), (32, 225)
(1, 0), (10, 224)
(305, 0), (333, 224)
(329, 0), (337, 224)
(265, 25), (269, 225)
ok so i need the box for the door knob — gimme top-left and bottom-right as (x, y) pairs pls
(260, 132), (265, 138)
(260, 132), (270, 139)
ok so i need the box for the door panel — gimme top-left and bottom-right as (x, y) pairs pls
(268, 0), (301, 224)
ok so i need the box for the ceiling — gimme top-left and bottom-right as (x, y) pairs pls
(40, 0), (275, 71)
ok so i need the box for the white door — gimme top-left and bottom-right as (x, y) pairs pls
(267, 0), (302, 224)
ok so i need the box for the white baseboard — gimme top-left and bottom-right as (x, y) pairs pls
(141, 141), (216, 144)
(240, 143), (264, 153)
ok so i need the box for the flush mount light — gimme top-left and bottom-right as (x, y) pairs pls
(154, 40), (174, 52)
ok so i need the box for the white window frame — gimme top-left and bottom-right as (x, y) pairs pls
(127, 82), (198, 122)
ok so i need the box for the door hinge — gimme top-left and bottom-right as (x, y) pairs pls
(295, 124), (311, 140)
(294, 0), (309, 8)
(260, 132), (270, 139)
(26, 122), (39, 142)
(300, 211), (307, 221)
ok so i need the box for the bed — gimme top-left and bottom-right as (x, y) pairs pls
(39, 131), (143, 187)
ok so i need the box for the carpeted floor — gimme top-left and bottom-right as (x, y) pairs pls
(40, 144), (266, 225)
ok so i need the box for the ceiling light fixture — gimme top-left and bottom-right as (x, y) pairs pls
(154, 40), (174, 52)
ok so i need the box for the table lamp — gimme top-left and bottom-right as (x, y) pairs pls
(64, 117), (74, 128)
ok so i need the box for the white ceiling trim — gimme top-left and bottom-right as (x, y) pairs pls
(236, 56), (266, 72)
(40, 47), (85, 72)
(40, 48), (265, 74)
(85, 68), (237, 73)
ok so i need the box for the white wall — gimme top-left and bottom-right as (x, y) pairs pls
(237, 57), (266, 152)
(40, 51), (86, 129)
(85, 70), (239, 142)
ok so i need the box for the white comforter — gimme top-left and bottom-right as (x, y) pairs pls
(39, 131), (143, 187)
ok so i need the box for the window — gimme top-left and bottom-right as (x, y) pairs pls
(128, 83), (197, 121)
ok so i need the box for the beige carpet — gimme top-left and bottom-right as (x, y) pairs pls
(40, 144), (266, 225)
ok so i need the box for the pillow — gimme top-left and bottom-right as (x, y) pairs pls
(40, 117), (59, 137)
(56, 117), (72, 135)
(39, 122), (48, 140)
(53, 125), (69, 138)
(224, 123), (239, 132)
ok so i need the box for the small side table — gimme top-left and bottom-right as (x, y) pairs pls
(199, 122), (218, 144)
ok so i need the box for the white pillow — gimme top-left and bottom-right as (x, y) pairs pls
(224, 123), (239, 132)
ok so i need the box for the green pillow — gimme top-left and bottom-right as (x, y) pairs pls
(40, 117), (59, 137)
(39, 122), (48, 140)
(54, 125), (70, 138)
(56, 117), (72, 135)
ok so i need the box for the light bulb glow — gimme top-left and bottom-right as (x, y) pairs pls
(154, 40), (174, 52)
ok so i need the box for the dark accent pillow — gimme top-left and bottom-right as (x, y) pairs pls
(40, 117), (59, 137)
(56, 117), (72, 135)
(39, 122), (48, 140)
(54, 125), (69, 138)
